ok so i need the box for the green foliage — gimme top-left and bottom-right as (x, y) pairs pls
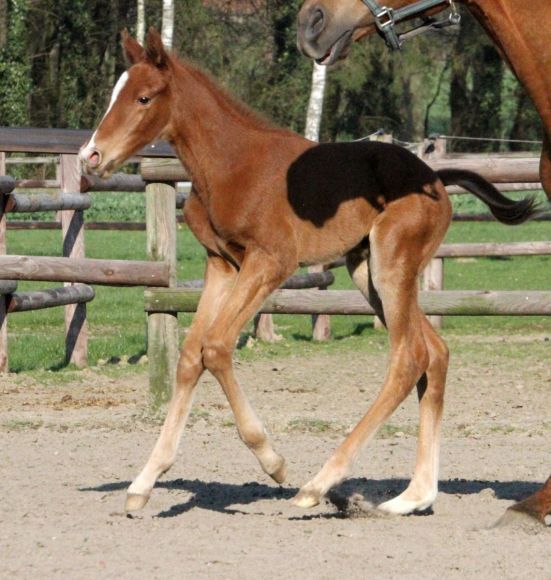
(6, 0), (137, 128)
(0, 0), (31, 125)
(173, 0), (312, 132)
(0, 1), (542, 146)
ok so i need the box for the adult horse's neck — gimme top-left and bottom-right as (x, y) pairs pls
(165, 60), (283, 198)
(465, 0), (551, 196)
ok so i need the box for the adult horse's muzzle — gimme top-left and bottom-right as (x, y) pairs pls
(297, 4), (353, 65)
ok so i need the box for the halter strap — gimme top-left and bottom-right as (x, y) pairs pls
(361, 0), (461, 50)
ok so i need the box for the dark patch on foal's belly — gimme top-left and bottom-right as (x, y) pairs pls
(286, 141), (438, 228)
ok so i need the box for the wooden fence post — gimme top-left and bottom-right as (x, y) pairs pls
(60, 154), (87, 367)
(146, 180), (178, 408)
(309, 263), (331, 340)
(423, 258), (444, 328)
(253, 312), (281, 342)
(0, 152), (7, 372)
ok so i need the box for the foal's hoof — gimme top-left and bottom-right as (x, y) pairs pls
(292, 486), (321, 509)
(125, 493), (150, 513)
(269, 458), (287, 484)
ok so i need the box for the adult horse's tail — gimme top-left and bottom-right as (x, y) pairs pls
(437, 168), (541, 225)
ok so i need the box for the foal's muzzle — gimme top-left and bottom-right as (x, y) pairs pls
(79, 145), (103, 173)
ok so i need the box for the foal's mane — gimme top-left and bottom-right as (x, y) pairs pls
(171, 54), (284, 133)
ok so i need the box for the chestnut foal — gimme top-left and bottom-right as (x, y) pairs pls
(81, 29), (538, 515)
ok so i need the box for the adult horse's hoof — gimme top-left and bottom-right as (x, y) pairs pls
(494, 505), (546, 528)
(125, 493), (150, 513)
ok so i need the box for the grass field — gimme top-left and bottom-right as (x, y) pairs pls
(4, 191), (551, 372)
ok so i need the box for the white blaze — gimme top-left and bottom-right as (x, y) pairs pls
(80, 72), (130, 161)
(105, 71), (130, 116)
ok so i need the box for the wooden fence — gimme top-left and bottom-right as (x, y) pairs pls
(0, 128), (176, 375)
(1, 127), (550, 406)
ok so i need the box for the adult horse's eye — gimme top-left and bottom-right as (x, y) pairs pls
(138, 96), (151, 105)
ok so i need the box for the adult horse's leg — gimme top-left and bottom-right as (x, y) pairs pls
(293, 210), (437, 510)
(126, 255), (237, 511)
(345, 248), (449, 515)
(540, 134), (551, 201)
(498, 475), (551, 526)
(201, 249), (294, 482)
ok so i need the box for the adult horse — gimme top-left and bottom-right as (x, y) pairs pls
(297, 0), (551, 202)
(80, 29), (537, 517)
(297, 0), (551, 524)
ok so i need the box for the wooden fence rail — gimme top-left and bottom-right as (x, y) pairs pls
(7, 284), (94, 313)
(145, 288), (551, 316)
(4, 192), (92, 212)
(141, 155), (543, 184)
(0, 255), (170, 286)
(0, 176), (15, 194)
(0, 280), (17, 294)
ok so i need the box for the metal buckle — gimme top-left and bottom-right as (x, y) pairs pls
(448, 1), (461, 25)
(375, 7), (395, 30)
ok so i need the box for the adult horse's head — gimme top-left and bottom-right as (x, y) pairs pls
(296, 0), (448, 63)
(80, 28), (172, 177)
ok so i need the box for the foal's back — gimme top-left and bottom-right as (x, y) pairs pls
(284, 141), (449, 266)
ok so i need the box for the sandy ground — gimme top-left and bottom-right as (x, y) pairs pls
(1, 337), (550, 579)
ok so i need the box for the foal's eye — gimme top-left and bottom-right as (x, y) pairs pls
(138, 96), (151, 105)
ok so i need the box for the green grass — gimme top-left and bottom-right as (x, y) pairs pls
(3, 194), (551, 372)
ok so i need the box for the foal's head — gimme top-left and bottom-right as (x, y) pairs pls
(80, 29), (172, 177)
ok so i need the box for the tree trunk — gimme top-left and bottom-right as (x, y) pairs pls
(304, 62), (327, 141)
(161, 0), (174, 49)
(305, 62), (330, 341)
(137, 0), (145, 45)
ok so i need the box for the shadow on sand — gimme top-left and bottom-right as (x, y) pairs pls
(80, 476), (543, 520)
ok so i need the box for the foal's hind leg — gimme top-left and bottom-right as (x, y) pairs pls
(378, 315), (448, 514)
(344, 250), (448, 513)
(293, 224), (432, 509)
(126, 256), (237, 511)
(343, 249), (449, 514)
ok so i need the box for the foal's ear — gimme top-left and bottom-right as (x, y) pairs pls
(145, 27), (169, 68)
(121, 29), (145, 66)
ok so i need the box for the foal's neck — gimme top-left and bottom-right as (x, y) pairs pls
(166, 59), (281, 196)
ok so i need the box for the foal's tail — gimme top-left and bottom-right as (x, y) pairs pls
(437, 168), (541, 225)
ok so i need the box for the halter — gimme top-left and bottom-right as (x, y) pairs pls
(361, 0), (461, 50)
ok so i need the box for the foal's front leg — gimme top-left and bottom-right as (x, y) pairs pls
(126, 256), (237, 512)
(201, 249), (293, 483)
